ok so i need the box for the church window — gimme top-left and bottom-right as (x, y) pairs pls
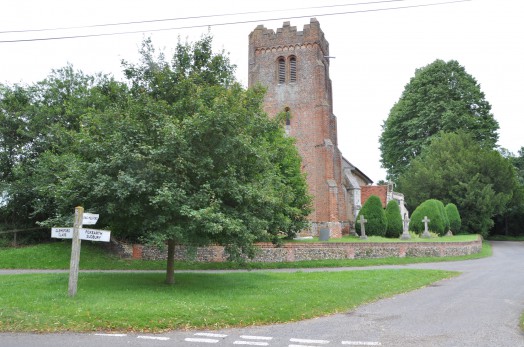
(277, 57), (286, 84)
(284, 106), (291, 125)
(289, 56), (296, 82)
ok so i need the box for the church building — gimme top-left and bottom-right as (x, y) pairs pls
(248, 19), (408, 237)
(248, 18), (377, 238)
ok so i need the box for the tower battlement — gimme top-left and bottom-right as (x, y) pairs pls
(249, 18), (329, 57)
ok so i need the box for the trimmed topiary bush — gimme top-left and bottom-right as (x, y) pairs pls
(436, 200), (450, 232)
(385, 200), (403, 238)
(409, 199), (447, 236)
(445, 203), (462, 233)
(356, 195), (387, 237)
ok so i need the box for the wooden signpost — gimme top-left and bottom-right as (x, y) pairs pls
(51, 206), (111, 297)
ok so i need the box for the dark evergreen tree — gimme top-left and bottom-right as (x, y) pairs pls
(356, 195), (387, 237)
(399, 131), (517, 238)
(445, 203), (461, 233)
(409, 199), (447, 236)
(385, 200), (403, 238)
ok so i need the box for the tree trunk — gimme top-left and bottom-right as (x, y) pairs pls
(165, 239), (175, 285)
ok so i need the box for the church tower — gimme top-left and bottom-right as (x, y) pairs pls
(248, 18), (348, 238)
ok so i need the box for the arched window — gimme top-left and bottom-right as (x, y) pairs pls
(277, 57), (286, 84)
(289, 56), (296, 83)
(284, 106), (291, 126)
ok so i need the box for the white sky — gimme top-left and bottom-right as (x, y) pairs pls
(1, 0), (522, 182)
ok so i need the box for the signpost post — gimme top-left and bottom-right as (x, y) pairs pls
(68, 206), (83, 297)
(51, 207), (110, 297)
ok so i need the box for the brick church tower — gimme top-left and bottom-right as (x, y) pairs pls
(248, 18), (348, 238)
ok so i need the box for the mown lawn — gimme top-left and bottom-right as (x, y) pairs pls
(0, 269), (457, 332)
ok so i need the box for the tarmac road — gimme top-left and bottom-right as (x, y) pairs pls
(1, 241), (523, 347)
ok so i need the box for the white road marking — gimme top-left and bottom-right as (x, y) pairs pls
(195, 333), (228, 338)
(240, 335), (273, 340)
(94, 333), (127, 337)
(289, 344), (326, 347)
(233, 341), (269, 346)
(342, 342), (382, 346)
(137, 335), (170, 341)
(185, 337), (220, 343)
(290, 338), (330, 344)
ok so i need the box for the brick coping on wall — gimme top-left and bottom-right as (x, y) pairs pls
(110, 235), (482, 262)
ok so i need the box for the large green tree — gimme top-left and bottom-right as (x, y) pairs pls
(398, 131), (517, 237)
(493, 147), (524, 236)
(0, 66), (119, 235)
(2, 36), (312, 283)
(380, 59), (499, 180)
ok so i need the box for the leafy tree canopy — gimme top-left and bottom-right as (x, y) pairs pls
(380, 59), (499, 180)
(398, 131), (517, 237)
(1, 35), (312, 283)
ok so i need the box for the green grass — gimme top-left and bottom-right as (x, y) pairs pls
(0, 269), (457, 332)
(0, 242), (166, 270)
(0, 240), (492, 270)
(291, 234), (479, 243)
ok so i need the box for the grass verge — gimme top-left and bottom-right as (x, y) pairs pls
(0, 240), (492, 270)
(291, 234), (479, 243)
(0, 269), (457, 332)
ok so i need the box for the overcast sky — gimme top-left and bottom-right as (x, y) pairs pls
(1, 0), (522, 182)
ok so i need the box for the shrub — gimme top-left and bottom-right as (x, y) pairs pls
(385, 200), (403, 238)
(409, 199), (447, 236)
(436, 200), (450, 232)
(445, 203), (462, 233)
(356, 195), (387, 237)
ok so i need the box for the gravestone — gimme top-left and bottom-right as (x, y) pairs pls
(421, 216), (431, 239)
(359, 215), (368, 240)
(400, 214), (411, 240)
(319, 228), (330, 241)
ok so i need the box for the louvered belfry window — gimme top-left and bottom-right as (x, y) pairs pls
(289, 56), (296, 83)
(278, 57), (286, 84)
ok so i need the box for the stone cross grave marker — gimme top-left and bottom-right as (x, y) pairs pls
(359, 215), (368, 240)
(400, 214), (411, 240)
(421, 216), (431, 239)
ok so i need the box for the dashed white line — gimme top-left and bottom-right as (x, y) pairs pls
(240, 335), (273, 340)
(289, 338), (330, 344)
(195, 333), (229, 338)
(185, 337), (220, 344)
(94, 333), (127, 337)
(289, 345), (325, 347)
(233, 341), (269, 346)
(137, 335), (170, 341)
(342, 342), (382, 346)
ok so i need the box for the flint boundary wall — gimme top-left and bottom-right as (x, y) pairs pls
(111, 236), (482, 262)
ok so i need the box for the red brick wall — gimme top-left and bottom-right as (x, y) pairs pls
(361, 185), (387, 208)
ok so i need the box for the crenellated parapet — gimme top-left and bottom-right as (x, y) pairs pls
(249, 18), (329, 59)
